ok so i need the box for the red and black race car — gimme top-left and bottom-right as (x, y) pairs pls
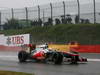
(18, 44), (87, 64)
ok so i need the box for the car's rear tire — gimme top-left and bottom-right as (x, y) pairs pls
(52, 52), (63, 64)
(18, 51), (28, 62)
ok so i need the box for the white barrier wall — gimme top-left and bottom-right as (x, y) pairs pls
(0, 34), (30, 46)
(0, 34), (5, 45)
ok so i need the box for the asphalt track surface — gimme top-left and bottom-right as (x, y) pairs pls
(0, 51), (100, 75)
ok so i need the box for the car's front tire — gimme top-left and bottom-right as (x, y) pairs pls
(18, 51), (28, 62)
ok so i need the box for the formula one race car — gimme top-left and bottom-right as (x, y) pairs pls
(18, 44), (87, 64)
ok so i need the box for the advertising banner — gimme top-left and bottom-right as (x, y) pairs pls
(0, 34), (30, 46)
(48, 44), (70, 52)
(5, 34), (30, 46)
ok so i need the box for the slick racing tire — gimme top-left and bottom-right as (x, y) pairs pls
(52, 52), (63, 64)
(18, 51), (28, 62)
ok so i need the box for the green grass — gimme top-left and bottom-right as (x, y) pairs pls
(0, 24), (100, 44)
(0, 70), (33, 75)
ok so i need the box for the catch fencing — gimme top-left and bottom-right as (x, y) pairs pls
(0, 0), (100, 27)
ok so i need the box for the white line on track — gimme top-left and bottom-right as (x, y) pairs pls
(0, 56), (17, 57)
(0, 55), (18, 61)
(87, 59), (100, 62)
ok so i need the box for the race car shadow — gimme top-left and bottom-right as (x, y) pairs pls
(18, 60), (87, 66)
(62, 62), (87, 66)
(18, 60), (37, 64)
